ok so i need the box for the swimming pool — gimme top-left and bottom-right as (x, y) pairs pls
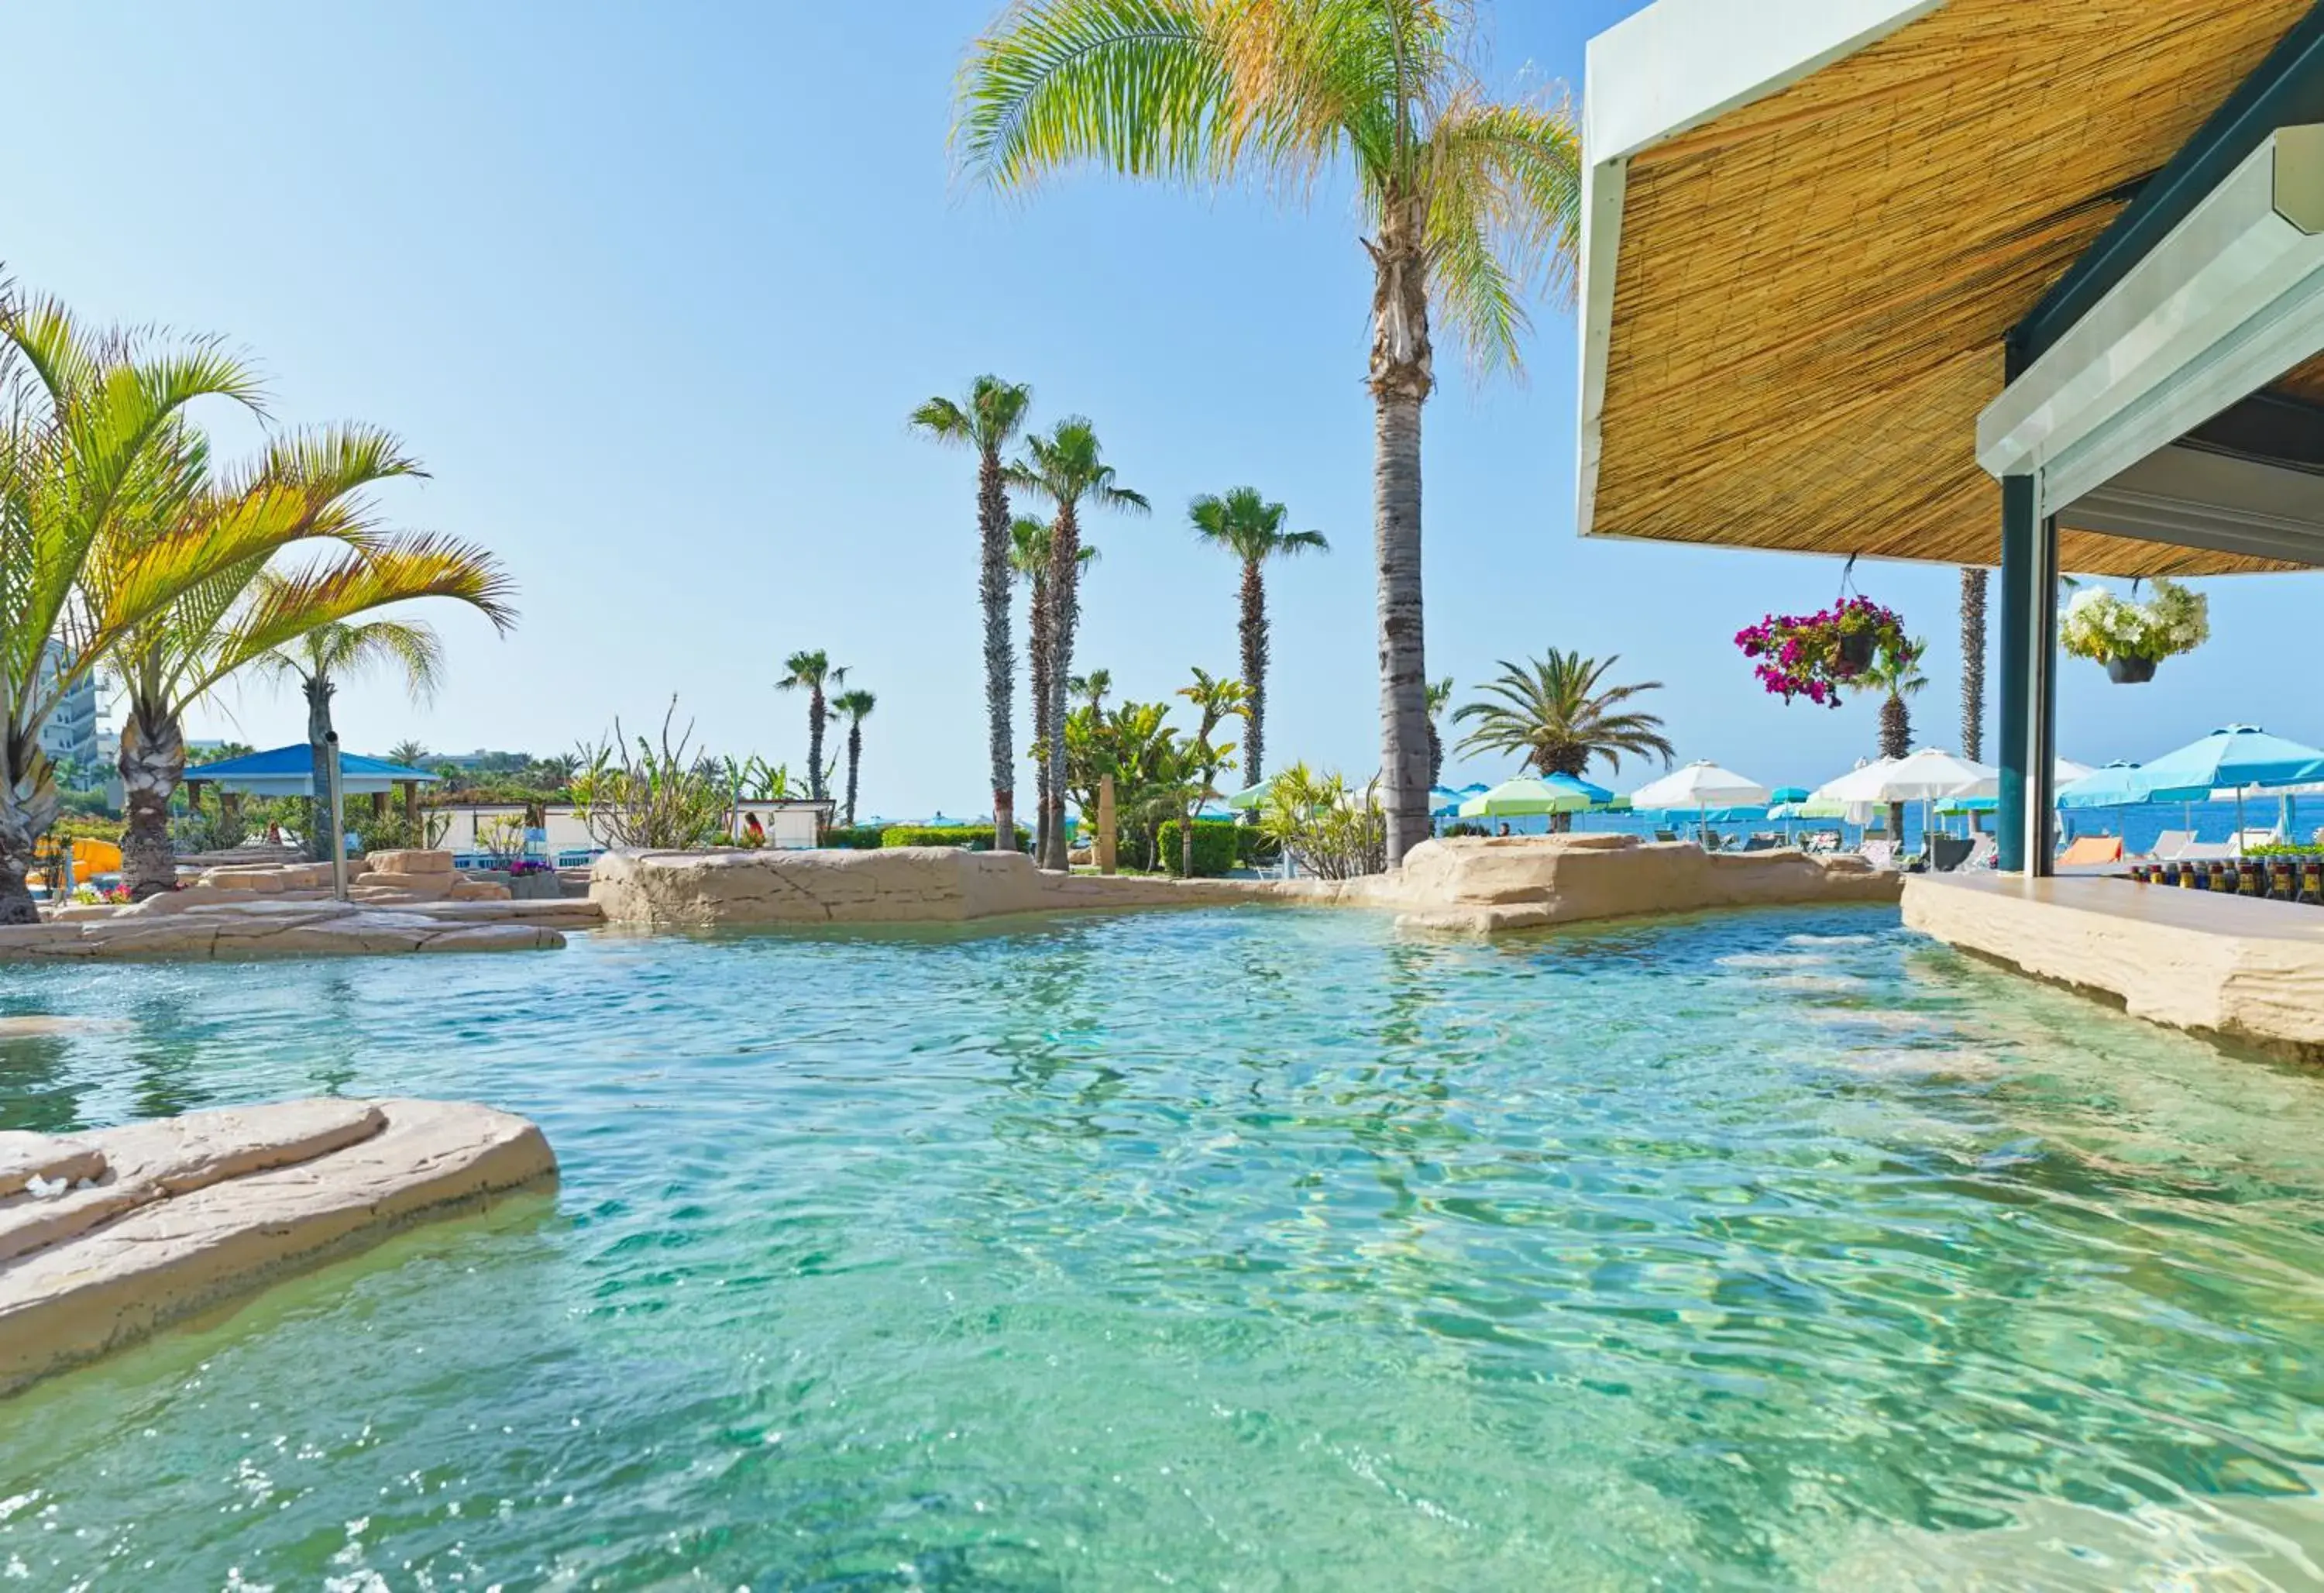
(5, 906), (2323, 1588)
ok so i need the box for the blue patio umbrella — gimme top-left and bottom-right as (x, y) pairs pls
(1540, 772), (1614, 804)
(2130, 726), (2324, 800)
(2130, 727), (2324, 843)
(2055, 761), (2148, 810)
(1766, 786), (1811, 806)
(1428, 786), (1470, 817)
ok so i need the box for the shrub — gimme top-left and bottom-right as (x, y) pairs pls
(1442, 821), (1489, 838)
(568, 701), (727, 850)
(881, 824), (1034, 852)
(820, 824), (886, 850)
(1256, 763), (1386, 879)
(1156, 818), (1239, 877)
(1236, 824), (1281, 868)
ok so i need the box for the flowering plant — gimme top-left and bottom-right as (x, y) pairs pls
(2058, 579), (2208, 665)
(507, 858), (554, 876)
(1734, 597), (1912, 707)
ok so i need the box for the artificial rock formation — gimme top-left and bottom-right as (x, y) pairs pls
(1305, 834), (1901, 932)
(0, 1098), (556, 1394)
(0, 897), (589, 960)
(589, 837), (1896, 934)
(590, 846), (1270, 928)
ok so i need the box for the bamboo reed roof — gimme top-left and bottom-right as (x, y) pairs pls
(1587, 0), (2319, 576)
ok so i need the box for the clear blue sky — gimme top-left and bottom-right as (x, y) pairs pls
(13, 3), (2319, 815)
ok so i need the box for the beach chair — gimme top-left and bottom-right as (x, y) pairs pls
(2147, 830), (2194, 860)
(2056, 835), (2123, 867)
(1859, 838), (1896, 871)
(1964, 835), (1999, 870)
(2177, 840), (2235, 862)
(1741, 832), (1780, 852)
(1928, 834), (1975, 872)
(1653, 829), (1679, 843)
(2233, 828), (2282, 856)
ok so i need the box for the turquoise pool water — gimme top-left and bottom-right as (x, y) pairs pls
(5, 906), (2324, 1588)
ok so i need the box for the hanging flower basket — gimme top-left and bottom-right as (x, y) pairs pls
(1734, 597), (1912, 708)
(2061, 580), (2208, 683)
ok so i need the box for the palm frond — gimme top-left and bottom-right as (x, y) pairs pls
(957, 0), (1239, 189)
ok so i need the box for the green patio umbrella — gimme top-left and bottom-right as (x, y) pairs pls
(1459, 777), (1592, 821)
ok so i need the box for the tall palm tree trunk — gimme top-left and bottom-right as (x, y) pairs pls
(0, 736), (58, 927)
(806, 693), (828, 803)
(1370, 208), (1434, 869)
(1042, 504), (1084, 870)
(844, 724), (863, 827)
(1026, 575), (1054, 863)
(304, 672), (336, 862)
(1239, 559), (1268, 786)
(119, 700), (186, 900)
(1881, 691), (1912, 848)
(979, 449), (1018, 850)
(1958, 567), (1988, 763)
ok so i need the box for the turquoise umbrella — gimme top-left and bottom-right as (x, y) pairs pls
(2132, 727), (2324, 844)
(1767, 786), (1811, 805)
(2056, 761), (2147, 810)
(1541, 772), (1614, 804)
(2130, 727), (2324, 800)
(1428, 786), (1470, 817)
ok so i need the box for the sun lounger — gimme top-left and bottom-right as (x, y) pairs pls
(2056, 835), (2123, 867)
(2147, 829), (2194, 860)
(1653, 829), (1679, 843)
(2233, 828), (2282, 856)
(1965, 835), (1998, 870)
(1741, 833), (1782, 852)
(2176, 840), (2235, 862)
(1858, 839), (1896, 871)
(1928, 834), (1975, 872)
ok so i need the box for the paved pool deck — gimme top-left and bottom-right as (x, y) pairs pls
(1903, 874), (2324, 1064)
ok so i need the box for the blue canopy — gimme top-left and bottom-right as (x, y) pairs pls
(184, 745), (438, 796)
(1428, 786), (1470, 817)
(1542, 772), (1614, 804)
(2055, 761), (2150, 810)
(2128, 727), (2324, 802)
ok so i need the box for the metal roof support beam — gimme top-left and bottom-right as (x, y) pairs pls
(1996, 477), (2058, 877)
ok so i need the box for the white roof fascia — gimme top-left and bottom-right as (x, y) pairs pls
(1979, 126), (2324, 520)
(1576, 0), (1948, 538)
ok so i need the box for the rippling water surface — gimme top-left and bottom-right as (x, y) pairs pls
(5, 905), (2324, 1589)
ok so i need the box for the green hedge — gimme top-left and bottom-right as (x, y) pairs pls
(820, 824), (886, 850)
(880, 824), (1034, 852)
(1156, 818), (1251, 877)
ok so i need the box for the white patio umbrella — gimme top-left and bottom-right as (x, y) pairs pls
(1817, 749), (1996, 847)
(1631, 762), (1771, 846)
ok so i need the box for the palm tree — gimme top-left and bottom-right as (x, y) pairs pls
(959, 2), (1582, 865)
(1958, 568), (1988, 763)
(387, 739), (431, 771)
(1453, 652), (1673, 831)
(1174, 668), (1247, 877)
(1861, 643), (1929, 843)
(254, 567), (509, 869)
(0, 291), (321, 920)
(1189, 487), (1326, 786)
(1424, 676), (1455, 788)
(832, 688), (876, 827)
(1067, 667), (1112, 714)
(776, 650), (847, 804)
(1010, 518), (1099, 862)
(1007, 418), (1149, 869)
(911, 376), (1033, 851)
